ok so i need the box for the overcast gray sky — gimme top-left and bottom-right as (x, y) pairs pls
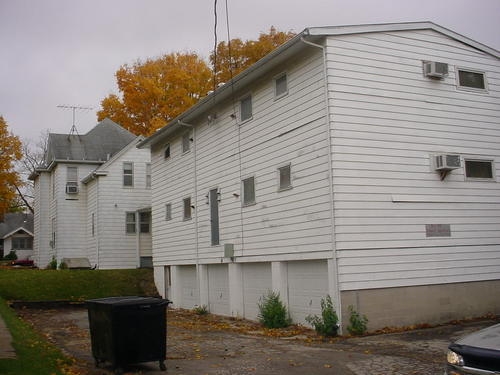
(1, 0), (499, 142)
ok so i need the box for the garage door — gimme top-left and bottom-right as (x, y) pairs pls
(208, 264), (229, 316)
(287, 260), (329, 324)
(242, 263), (272, 320)
(179, 265), (198, 309)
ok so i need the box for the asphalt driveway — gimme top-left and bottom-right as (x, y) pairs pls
(15, 305), (498, 375)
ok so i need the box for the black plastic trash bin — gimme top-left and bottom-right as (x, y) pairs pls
(86, 296), (170, 373)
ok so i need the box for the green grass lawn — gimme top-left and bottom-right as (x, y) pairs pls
(0, 268), (157, 301)
(0, 297), (72, 375)
(0, 268), (158, 374)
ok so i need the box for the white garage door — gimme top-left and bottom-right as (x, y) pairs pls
(242, 263), (272, 320)
(287, 260), (329, 324)
(179, 265), (198, 309)
(208, 264), (229, 316)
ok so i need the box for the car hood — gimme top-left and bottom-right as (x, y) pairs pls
(455, 323), (500, 351)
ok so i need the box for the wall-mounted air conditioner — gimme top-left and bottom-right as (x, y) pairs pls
(423, 61), (448, 79)
(434, 154), (461, 171)
(66, 184), (79, 194)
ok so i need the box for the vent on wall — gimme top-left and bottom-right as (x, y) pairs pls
(423, 61), (449, 79)
(66, 184), (79, 194)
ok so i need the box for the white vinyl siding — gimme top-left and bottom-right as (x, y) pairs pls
(325, 30), (500, 291)
(150, 48), (330, 264)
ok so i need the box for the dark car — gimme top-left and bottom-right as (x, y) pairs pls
(11, 258), (35, 267)
(446, 323), (500, 375)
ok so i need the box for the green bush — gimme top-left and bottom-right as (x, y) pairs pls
(347, 305), (368, 335)
(46, 256), (57, 270)
(4, 251), (17, 261)
(305, 295), (339, 337)
(58, 261), (68, 270)
(258, 290), (291, 328)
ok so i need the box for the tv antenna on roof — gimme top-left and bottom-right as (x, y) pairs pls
(57, 105), (93, 136)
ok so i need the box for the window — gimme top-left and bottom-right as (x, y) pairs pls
(123, 162), (133, 187)
(183, 197), (192, 220)
(465, 159), (494, 179)
(139, 211), (151, 233)
(240, 95), (252, 122)
(457, 69), (486, 90)
(146, 163), (151, 188)
(165, 203), (172, 221)
(164, 144), (171, 159)
(242, 176), (255, 206)
(182, 132), (191, 153)
(126, 212), (136, 234)
(275, 73), (288, 98)
(278, 164), (292, 190)
(66, 166), (78, 193)
(12, 237), (33, 250)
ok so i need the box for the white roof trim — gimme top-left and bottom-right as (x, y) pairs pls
(2, 227), (34, 239)
(305, 22), (500, 58)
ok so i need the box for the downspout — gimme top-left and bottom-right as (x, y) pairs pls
(136, 211), (140, 268)
(300, 36), (343, 331)
(96, 178), (100, 269)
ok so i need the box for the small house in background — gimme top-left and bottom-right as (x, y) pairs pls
(30, 119), (152, 269)
(139, 22), (500, 331)
(0, 212), (34, 260)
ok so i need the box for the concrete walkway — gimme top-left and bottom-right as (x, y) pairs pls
(0, 313), (16, 359)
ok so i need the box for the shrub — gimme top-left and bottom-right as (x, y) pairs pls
(4, 251), (18, 260)
(46, 256), (57, 270)
(258, 290), (291, 328)
(59, 261), (68, 270)
(305, 295), (339, 337)
(193, 304), (209, 315)
(347, 305), (368, 335)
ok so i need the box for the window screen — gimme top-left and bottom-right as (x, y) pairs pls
(458, 70), (486, 90)
(465, 160), (493, 179)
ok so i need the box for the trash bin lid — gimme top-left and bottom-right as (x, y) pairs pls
(86, 296), (167, 307)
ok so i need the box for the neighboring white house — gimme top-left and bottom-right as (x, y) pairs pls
(31, 119), (152, 269)
(0, 212), (34, 260)
(139, 22), (500, 330)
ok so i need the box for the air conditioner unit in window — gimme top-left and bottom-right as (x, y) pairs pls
(423, 61), (448, 79)
(435, 154), (461, 171)
(66, 184), (78, 194)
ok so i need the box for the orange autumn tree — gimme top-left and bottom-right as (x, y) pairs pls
(99, 27), (295, 136)
(0, 116), (22, 218)
(210, 26), (296, 85)
(98, 52), (212, 136)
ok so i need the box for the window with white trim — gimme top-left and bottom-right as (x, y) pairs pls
(66, 166), (78, 192)
(457, 69), (487, 91)
(182, 132), (191, 153)
(242, 176), (255, 206)
(183, 197), (192, 220)
(464, 159), (494, 179)
(274, 73), (288, 98)
(165, 203), (172, 221)
(278, 164), (292, 191)
(146, 163), (151, 188)
(123, 162), (133, 187)
(240, 95), (252, 122)
(139, 211), (151, 233)
(125, 212), (136, 234)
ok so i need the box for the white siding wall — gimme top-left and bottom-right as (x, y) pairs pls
(86, 179), (98, 266)
(326, 30), (500, 290)
(151, 48), (333, 265)
(95, 144), (151, 269)
(54, 163), (94, 261)
(33, 173), (52, 267)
